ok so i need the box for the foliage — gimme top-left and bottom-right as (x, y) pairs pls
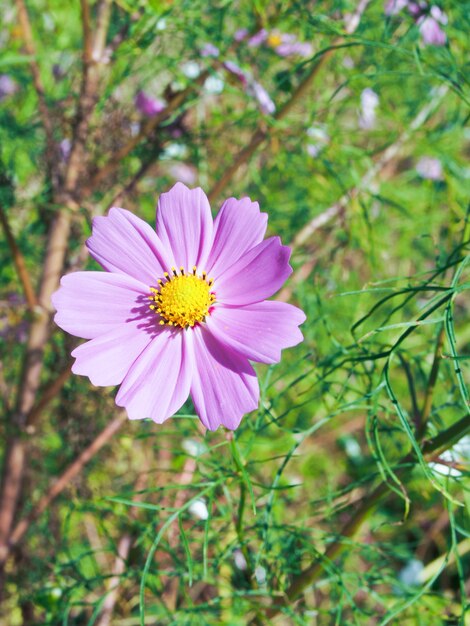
(0, 0), (469, 624)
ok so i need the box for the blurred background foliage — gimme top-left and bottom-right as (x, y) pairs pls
(0, 0), (469, 624)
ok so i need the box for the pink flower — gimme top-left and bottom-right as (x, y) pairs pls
(200, 43), (220, 58)
(52, 183), (305, 431)
(222, 61), (249, 87)
(275, 41), (313, 58)
(247, 80), (276, 115)
(223, 61), (275, 114)
(248, 29), (268, 47)
(384, 0), (410, 15)
(416, 156), (443, 180)
(418, 6), (447, 46)
(234, 28), (249, 42)
(247, 30), (312, 58)
(0, 75), (17, 100)
(134, 91), (166, 117)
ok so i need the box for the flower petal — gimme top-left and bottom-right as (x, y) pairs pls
(71, 320), (157, 386)
(206, 301), (306, 364)
(52, 271), (150, 339)
(188, 326), (259, 431)
(86, 207), (172, 284)
(116, 328), (191, 423)
(214, 237), (292, 305)
(206, 197), (268, 278)
(156, 183), (213, 270)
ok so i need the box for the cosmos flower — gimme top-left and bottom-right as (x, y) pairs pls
(52, 183), (305, 430)
(416, 156), (443, 180)
(0, 74), (17, 100)
(384, 0), (410, 15)
(384, 1), (447, 46)
(234, 28), (249, 42)
(223, 61), (275, 115)
(134, 91), (166, 117)
(247, 29), (312, 58)
(200, 43), (220, 58)
(418, 6), (447, 46)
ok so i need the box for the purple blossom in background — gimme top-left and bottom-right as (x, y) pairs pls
(247, 81), (276, 115)
(234, 28), (249, 42)
(200, 43), (220, 58)
(223, 61), (248, 87)
(384, 0), (410, 15)
(0, 74), (17, 100)
(59, 138), (72, 162)
(416, 156), (443, 180)
(359, 88), (379, 130)
(384, 1), (447, 46)
(134, 91), (166, 117)
(247, 29), (312, 58)
(407, 1), (427, 17)
(248, 29), (268, 47)
(52, 183), (305, 430)
(52, 64), (67, 81)
(275, 40), (313, 58)
(223, 61), (275, 115)
(418, 6), (447, 46)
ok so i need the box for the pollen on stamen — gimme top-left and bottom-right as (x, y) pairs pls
(149, 266), (216, 329)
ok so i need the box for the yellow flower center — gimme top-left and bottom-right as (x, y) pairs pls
(267, 33), (283, 47)
(149, 267), (215, 328)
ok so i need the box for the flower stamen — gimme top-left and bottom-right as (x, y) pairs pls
(149, 267), (215, 328)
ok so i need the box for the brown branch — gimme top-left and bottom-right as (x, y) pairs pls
(1, 412), (127, 566)
(80, 0), (93, 66)
(65, 0), (113, 193)
(15, 0), (58, 188)
(0, 204), (37, 309)
(0, 0), (115, 579)
(82, 73), (209, 195)
(26, 361), (73, 429)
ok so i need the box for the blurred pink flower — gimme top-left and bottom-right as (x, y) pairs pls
(247, 80), (276, 115)
(418, 6), (447, 46)
(248, 29), (268, 47)
(248, 29), (312, 58)
(223, 61), (248, 86)
(200, 43), (220, 58)
(234, 28), (249, 42)
(0, 74), (17, 100)
(384, 0), (410, 15)
(416, 156), (443, 180)
(276, 40), (313, 57)
(223, 61), (275, 114)
(134, 91), (166, 117)
(59, 138), (72, 161)
(52, 183), (305, 430)
(384, 1), (447, 46)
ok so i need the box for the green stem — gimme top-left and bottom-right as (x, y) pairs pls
(258, 413), (470, 620)
(418, 325), (445, 439)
